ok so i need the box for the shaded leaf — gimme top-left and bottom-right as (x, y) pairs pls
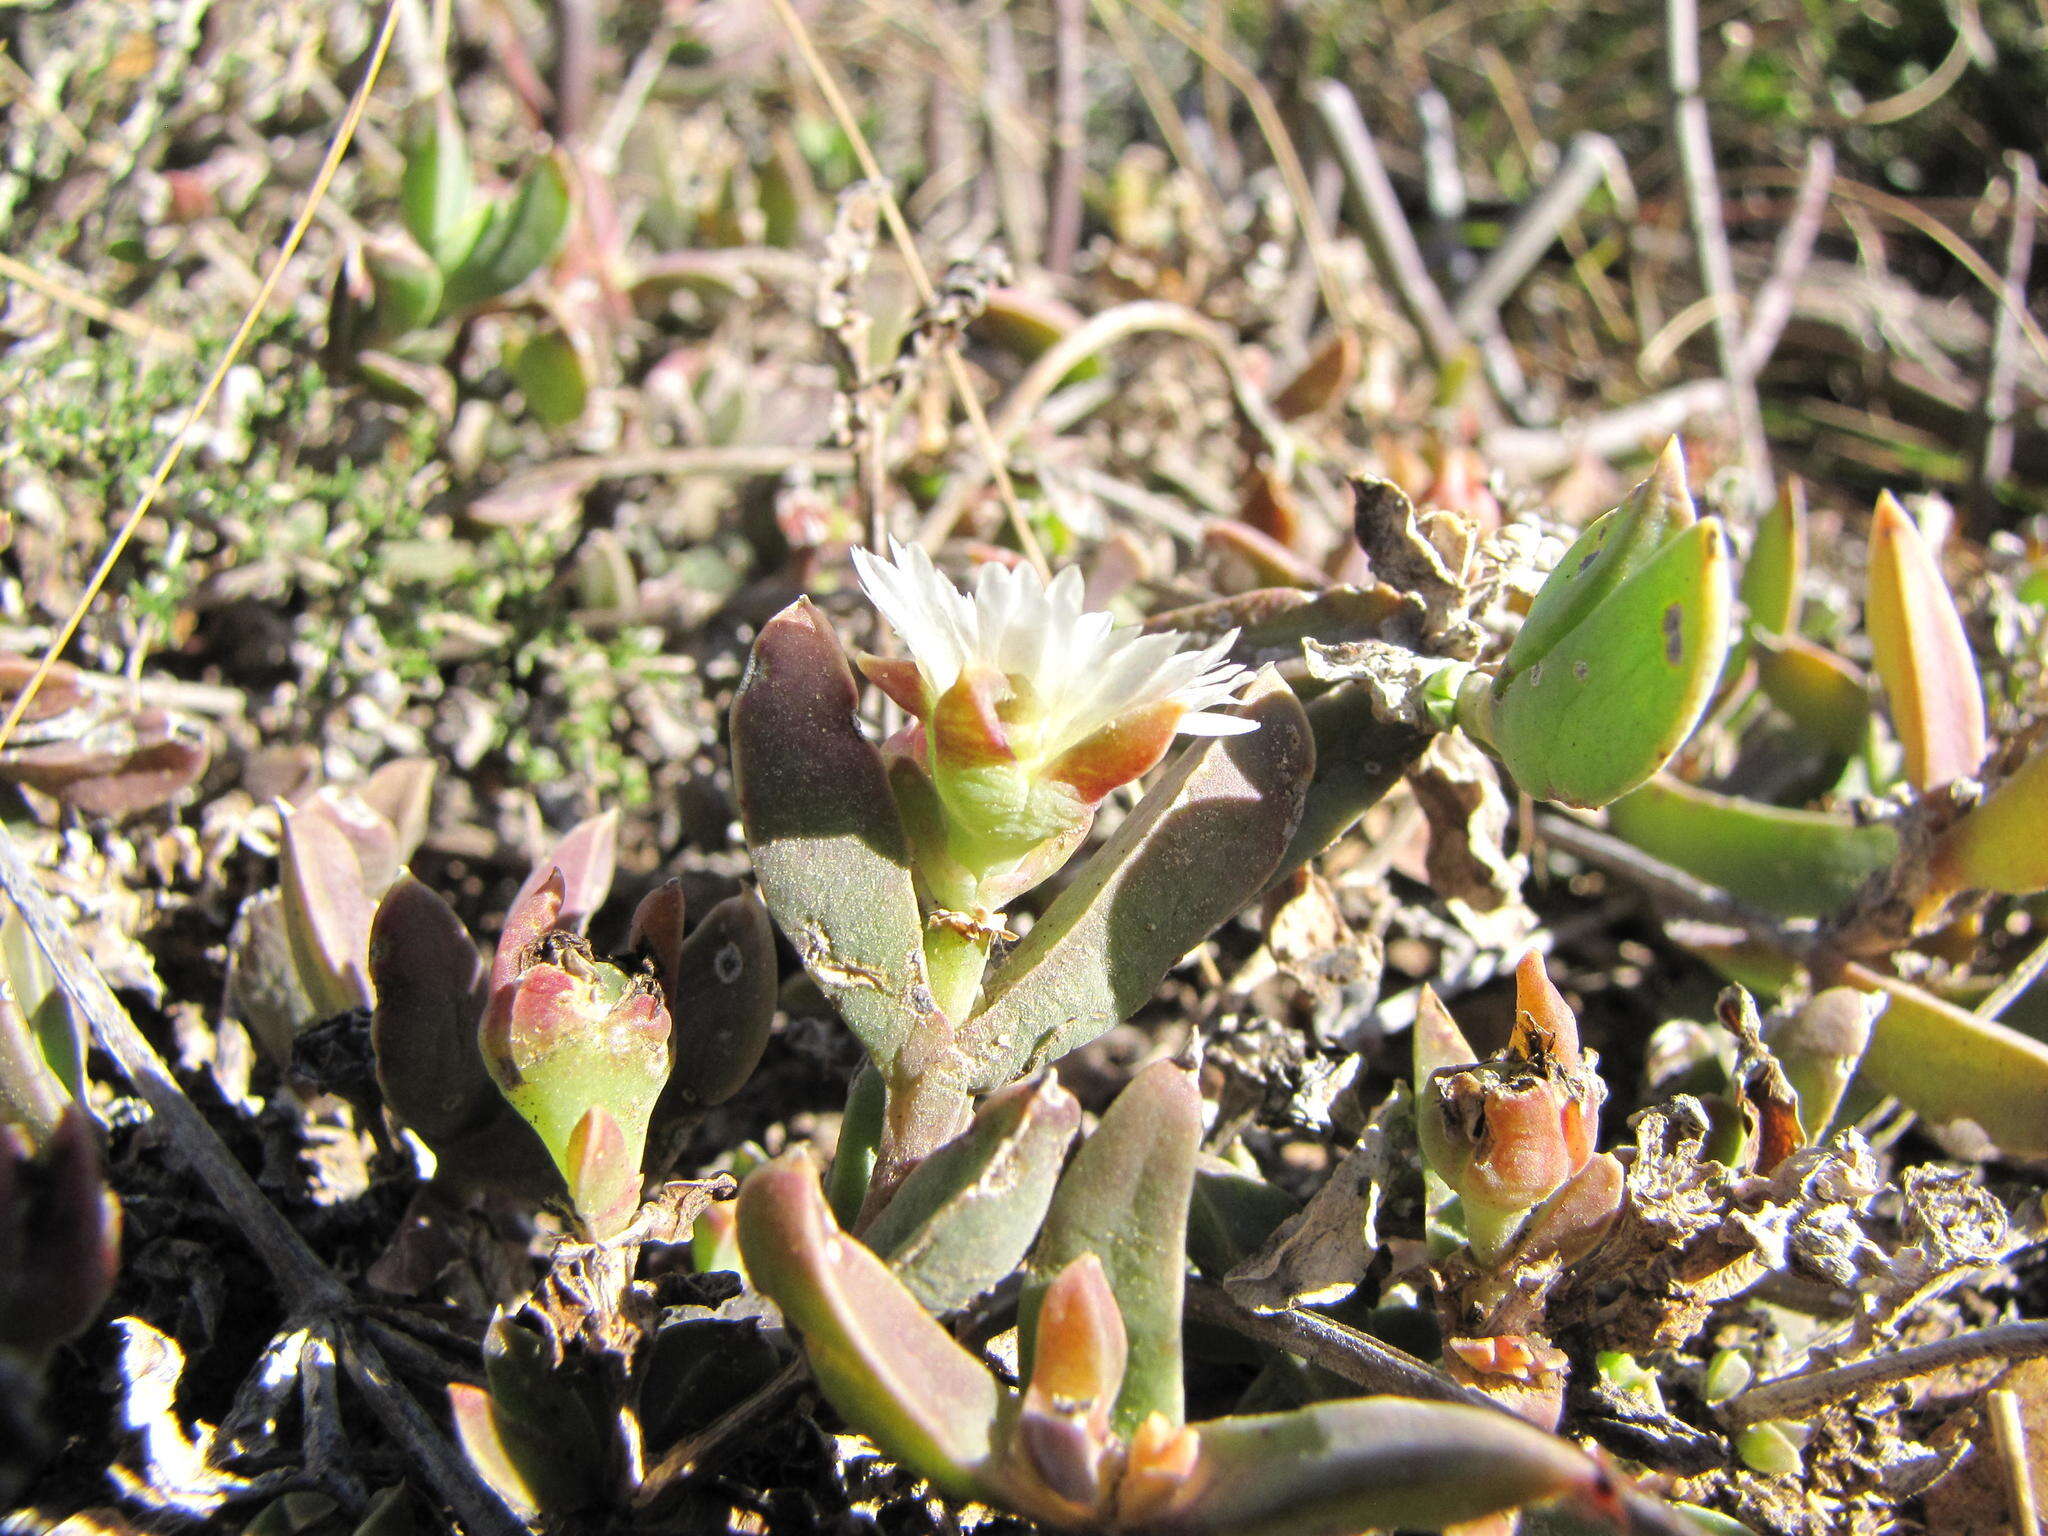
(865, 1073), (1080, 1313)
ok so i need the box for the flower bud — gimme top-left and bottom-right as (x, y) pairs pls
(1415, 955), (1604, 1267)
(478, 870), (670, 1238)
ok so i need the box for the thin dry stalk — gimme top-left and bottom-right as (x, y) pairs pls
(764, 0), (1048, 575)
(1117, 0), (1356, 331)
(1991, 1388), (2042, 1536)
(1310, 80), (1468, 372)
(1722, 1322), (2048, 1429)
(1666, 0), (1771, 503)
(1972, 152), (2039, 520)
(1738, 137), (1835, 376)
(1090, 0), (1228, 232)
(1047, 0), (1088, 272)
(1453, 134), (1631, 336)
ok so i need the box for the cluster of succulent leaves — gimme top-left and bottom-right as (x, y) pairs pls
(327, 96), (577, 422)
(10, 429), (2043, 1532)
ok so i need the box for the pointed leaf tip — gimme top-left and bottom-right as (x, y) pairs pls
(1866, 491), (1985, 791)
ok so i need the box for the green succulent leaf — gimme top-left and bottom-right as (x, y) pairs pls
(1499, 440), (1697, 689)
(1021, 1058), (1202, 1437)
(1752, 633), (1872, 762)
(826, 1062), (887, 1228)
(1187, 1159), (1299, 1278)
(956, 672), (1312, 1091)
(449, 1317), (608, 1518)
(1848, 964), (2048, 1157)
(440, 152), (573, 313)
(736, 1152), (1006, 1502)
(1277, 679), (1432, 878)
(1604, 776), (1898, 919)
(1142, 1398), (1626, 1536)
(1475, 515), (1733, 810)
(510, 322), (591, 426)
(864, 1073), (1080, 1313)
(1741, 478), (1806, 637)
(1931, 742), (2048, 899)
(400, 96), (484, 270)
(362, 237), (443, 343)
(731, 599), (938, 1075)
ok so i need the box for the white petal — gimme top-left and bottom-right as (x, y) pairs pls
(1175, 711), (1261, 735)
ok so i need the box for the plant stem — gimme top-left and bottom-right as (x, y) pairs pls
(923, 921), (993, 1025)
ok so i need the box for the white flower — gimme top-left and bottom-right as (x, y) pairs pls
(852, 540), (1256, 761)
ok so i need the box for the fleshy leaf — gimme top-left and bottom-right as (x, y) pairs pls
(1475, 516), (1732, 809)
(864, 1073), (1081, 1313)
(400, 96), (483, 270)
(511, 321), (591, 427)
(826, 1062), (886, 1229)
(1141, 1398), (1626, 1536)
(1741, 478), (1806, 637)
(1499, 440), (1697, 690)
(440, 152), (573, 312)
(1187, 1159), (1299, 1278)
(509, 811), (619, 947)
(1278, 679), (1432, 877)
(1604, 776), (1898, 919)
(736, 1152), (1005, 1502)
(1847, 963), (2048, 1156)
(1752, 634), (1871, 761)
(1765, 988), (1880, 1140)
(1930, 742), (2048, 898)
(1021, 1058), (1201, 1437)
(369, 876), (498, 1145)
(731, 599), (936, 1075)
(0, 1108), (120, 1364)
(363, 236), (443, 344)
(278, 799), (377, 1018)
(657, 891), (780, 1111)
(1865, 492), (1985, 790)
(957, 673), (1311, 1090)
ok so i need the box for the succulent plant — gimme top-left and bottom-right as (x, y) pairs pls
(1414, 954), (1620, 1269)
(732, 576), (1312, 1198)
(736, 1060), (1688, 1536)
(368, 813), (777, 1239)
(1450, 441), (1733, 810)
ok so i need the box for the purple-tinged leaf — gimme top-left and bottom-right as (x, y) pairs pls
(736, 1152), (1005, 1502)
(279, 799), (376, 1017)
(731, 599), (934, 1074)
(1021, 1058), (1201, 1436)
